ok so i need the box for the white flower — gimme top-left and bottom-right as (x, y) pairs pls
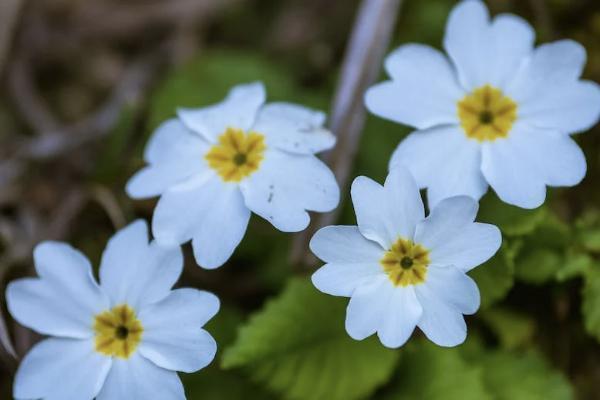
(365, 0), (600, 209)
(6, 220), (219, 400)
(310, 167), (501, 348)
(127, 82), (339, 269)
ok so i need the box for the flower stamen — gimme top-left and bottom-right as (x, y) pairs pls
(458, 85), (517, 142)
(381, 238), (430, 286)
(93, 304), (143, 359)
(205, 127), (266, 182)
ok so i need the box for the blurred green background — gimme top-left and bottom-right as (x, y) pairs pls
(1, 0), (600, 398)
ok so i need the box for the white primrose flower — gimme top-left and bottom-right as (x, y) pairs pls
(126, 82), (339, 269)
(6, 220), (219, 400)
(365, 0), (600, 209)
(310, 167), (502, 348)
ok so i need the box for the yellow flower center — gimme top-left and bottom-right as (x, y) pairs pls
(380, 238), (430, 287)
(205, 127), (266, 182)
(93, 304), (143, 359)
(457, 85), (517, 142)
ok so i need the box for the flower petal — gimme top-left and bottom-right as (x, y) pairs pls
(424, 265), (480, 314)
(486, 13), (535, 88)
(350, 168), (424, 249)
(310, 225), (383, 264)
(507, 40), (587, 103)
(390, 126), (487, 210)
(190, 184), (251, 269)
(241, 149), (339, 232)
(443, 0), (490, 90)
(96, 353), (185, 400)
(345, 275), (392, 340)
(518, 80), (600, 135)
(178, 82), (265, 142)
(377, 286), (422, 348)
(126, 119), (209, 199)
(152, 173), (223, 245)
(415, 196), (501, 272)
(99, 220), (183, 308)
(415, 283), (468, 347)
(13, 338), (111, 400)
(481, 122), (585, 208)
(365, 44), (463, 129)
(252, 102), (335, 154)
(7, 242), (108, 338)
(138, 288), (219, 373)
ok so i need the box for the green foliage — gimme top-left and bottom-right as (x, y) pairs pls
(469, 242), (517, 309)
(380, 341), (491, 400)
(222, 278), (400, 400)
(582, 266), (600, 342)
(480, 308), (535, 350)
(149, 50), (328, 131)
(381, 340), (573, 400)
(515, 248), (563, 285)
(479, 351), (574, 400)
(478, 193), (547, 236)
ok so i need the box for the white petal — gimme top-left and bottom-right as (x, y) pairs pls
(312, 262), (384, 298)
(391, 126), (487, 209)
(178, 82), (266, 142)
(415, 283), (468, 347)
(138, 288), (219, 373)
(345, 276), (392, 340)
(13, 338), (111, 400)
(99, 220), (182, 308)
(152, 173), (225, 245)
(518, 80), (600, 135)
(253, 102), (335, 154)
(241, 149), (339, 232)
(415, 196), (502, 271)
(486, 14), (535, 88)
(7, 242), (108, 338)
(377, 286), (422, 348)
(310, 225), (384, 264)
(96, 353), (185, 400)
(350, 168), (424, 249)
(443, 0), (491, 89)
(507, 40), (587, 103)
(365, 44), (463, 129)
(429, 223), (501, 273)
(191, 183), (250, 269)
(424, 265), (480, 314)
(481, 122), (585, 208)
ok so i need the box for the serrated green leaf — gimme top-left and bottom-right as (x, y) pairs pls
(478, 193), (546, 236)
(380, 341), (492, 400)
(469, 242), (517, 309)
(480, 351), (573, 400)
(222, 278), (400, 400)
(582, 266), (600, 342)
(480, 308), (535, 350)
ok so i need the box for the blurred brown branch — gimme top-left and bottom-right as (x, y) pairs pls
(291, 0), (402, 268)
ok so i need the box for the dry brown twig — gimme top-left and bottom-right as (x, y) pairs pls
(291, 0), (403, 268)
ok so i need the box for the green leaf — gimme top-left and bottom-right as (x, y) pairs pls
(479, 351), (574, 400)
(469, 242), (517, 309)
(222, 278), (400, 400)
(480, 308), (535, 350)
(515, 248), (562, 285)
(381, 340), (573, 400)
(555, 251), (592, 282)
(380, 341), (491, 400)
(478, 193), (546, 236)
(582, 266), (600, 342)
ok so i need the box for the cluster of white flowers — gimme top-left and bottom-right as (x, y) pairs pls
(6, 0), (600, 398)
